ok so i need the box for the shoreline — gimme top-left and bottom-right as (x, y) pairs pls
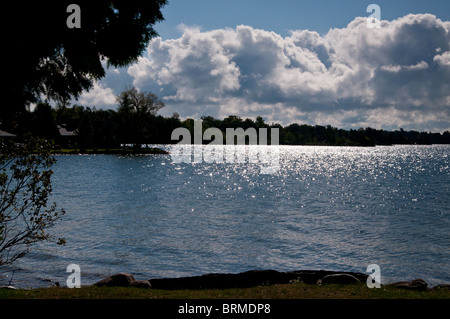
(93, 269), (450, 291)
(144, 269), (369, 290)
(4, 269), (448, 291)
(51, 147), (169, 155)
(2, 269), (449, 300)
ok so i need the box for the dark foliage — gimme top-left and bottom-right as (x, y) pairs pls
(0, 139), (65, 266)
(2, 0), (167, 118)
(3, 104), (449, 149)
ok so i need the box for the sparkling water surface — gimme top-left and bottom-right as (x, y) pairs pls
(1, 145), (448, 288)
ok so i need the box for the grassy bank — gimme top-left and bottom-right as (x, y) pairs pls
(1, 282), (449, 299)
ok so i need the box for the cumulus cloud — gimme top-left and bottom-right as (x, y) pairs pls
(120, 14), (450, 131)
(128, 25), (241, 103)
(434, 50), (450, 66)
(78, 81), (116, 107)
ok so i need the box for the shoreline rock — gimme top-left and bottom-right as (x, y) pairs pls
(319, 273), (362, 285)
(389, 279), (428, 291)
(93, 273), (152, 289)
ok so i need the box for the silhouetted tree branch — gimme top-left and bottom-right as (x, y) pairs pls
(0, 139), (65, 266)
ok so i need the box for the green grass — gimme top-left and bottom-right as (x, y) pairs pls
(1, 283), (449, 299)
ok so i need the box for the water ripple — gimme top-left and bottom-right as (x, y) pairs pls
(4, 145), (449, 288)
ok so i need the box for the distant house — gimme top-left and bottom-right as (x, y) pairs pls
(0, 129), (16, 139)
(57, 124), (78, 137)
(57, 124), (78, 147)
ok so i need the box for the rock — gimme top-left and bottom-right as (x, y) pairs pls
(391, 279), (428, 291)
(93, 273), (152, 288)
(0, 286), (17, 290)
(130, 280), (152, 289)
(93, 273), (136, 287)
(319, 273), (361, 285)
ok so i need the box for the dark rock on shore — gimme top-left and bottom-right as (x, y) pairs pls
(131, 280), (152, 288)
(319, 273), (362, 285)
(148, 269), (368, 290)
(390, 279), (428, 291)
(93, 273), (151, 288)
(93, 273), (135, 287)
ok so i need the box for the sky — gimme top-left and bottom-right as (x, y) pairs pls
(78, 0), (450, 132)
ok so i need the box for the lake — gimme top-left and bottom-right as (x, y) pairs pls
(1, 145), (449, 288)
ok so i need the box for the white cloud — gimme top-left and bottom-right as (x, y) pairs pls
(93, 13), (450, 132)
(128, 26), (241, 103)
(78, 81), (116, 107)
(434, 51), (450, 66)
(381, 61), (429, 72)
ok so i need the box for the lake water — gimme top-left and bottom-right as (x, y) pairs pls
(1, 145), (449, 288)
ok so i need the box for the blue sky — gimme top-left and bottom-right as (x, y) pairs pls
(79, 1), (450, 132)
(156, 0), (450, 39)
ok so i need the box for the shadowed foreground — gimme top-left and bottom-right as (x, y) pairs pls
(2, 269), (449, 299)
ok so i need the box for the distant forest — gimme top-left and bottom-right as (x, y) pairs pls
(2, 102), (450, 150)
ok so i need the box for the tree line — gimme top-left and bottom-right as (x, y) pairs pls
(2, 89), (449, 150)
